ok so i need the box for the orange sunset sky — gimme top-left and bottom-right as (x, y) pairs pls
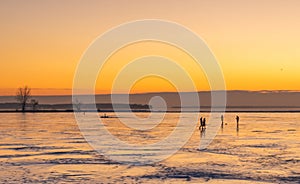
(0, 0), (300, 95)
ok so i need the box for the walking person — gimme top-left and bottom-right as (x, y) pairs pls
(199, 117), (203, 130)
(236, 115), (240, 129)
(203, 118), (206, 129)
(221, 115), (224, 128)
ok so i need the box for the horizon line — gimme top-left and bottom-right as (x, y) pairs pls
(1, 89), (300, 97)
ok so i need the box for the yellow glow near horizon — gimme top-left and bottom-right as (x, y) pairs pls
(96, 41), (209, 94)
(0, 1), (300, 95)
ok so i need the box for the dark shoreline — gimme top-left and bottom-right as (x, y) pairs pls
(1, 110), (300, 113)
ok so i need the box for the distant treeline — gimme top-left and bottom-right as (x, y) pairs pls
(0, 103), (150, 111)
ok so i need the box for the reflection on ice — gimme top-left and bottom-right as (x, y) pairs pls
(0, 112), (299, 183)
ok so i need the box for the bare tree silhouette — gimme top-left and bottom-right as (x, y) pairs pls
(31, 99), (39, 111)
(74, 98), (81, 112)
(16, 86), (31, 112)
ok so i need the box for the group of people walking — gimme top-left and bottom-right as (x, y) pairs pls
(199, 115), (240, 130)
(198, 117), (206, 130)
